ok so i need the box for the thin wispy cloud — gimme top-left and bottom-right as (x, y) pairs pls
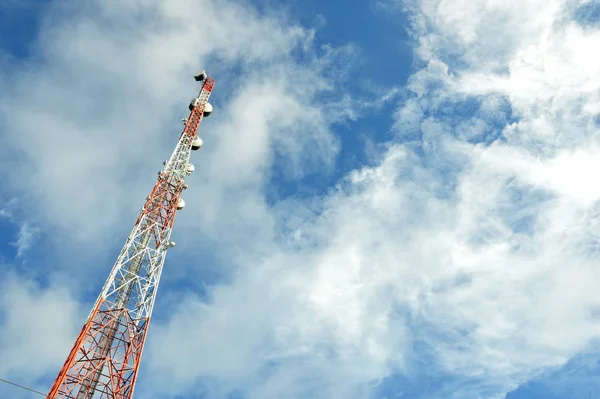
(10, 222), (39, 258)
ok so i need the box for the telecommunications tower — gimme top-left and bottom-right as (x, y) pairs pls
(47, 72), (215, 399)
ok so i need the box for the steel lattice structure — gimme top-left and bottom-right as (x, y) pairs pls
(47, 73), (215, 399)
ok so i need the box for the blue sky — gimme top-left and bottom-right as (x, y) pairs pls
(1, 0), (600, 398)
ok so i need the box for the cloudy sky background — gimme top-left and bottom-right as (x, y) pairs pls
(1, 0), (600, 398)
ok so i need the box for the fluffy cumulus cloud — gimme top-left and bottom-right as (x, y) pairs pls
(0, 270), (84, 398)
(1, 0), (599, 398)
(381, 0), (600, 395)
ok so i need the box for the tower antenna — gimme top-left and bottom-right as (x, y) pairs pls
(47, 72), (215, 399)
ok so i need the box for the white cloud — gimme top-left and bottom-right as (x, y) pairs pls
(469, 145), (600, 206)
(0, 197), (17, 220)
(143, 148), (413, 398)
(411, 0), (566, 72)
(0, 198), (39, 258)
(382, 0), (600, 395)
(0, 272), (83, 392)
(10, 222), (40, 258)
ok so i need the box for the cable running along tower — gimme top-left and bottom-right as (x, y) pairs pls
(47, 72), (215, 399)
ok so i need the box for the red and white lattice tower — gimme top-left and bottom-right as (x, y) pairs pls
(47, 72), (215, 399)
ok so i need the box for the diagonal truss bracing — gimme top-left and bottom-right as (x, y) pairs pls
(47, 76), (215, 399)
